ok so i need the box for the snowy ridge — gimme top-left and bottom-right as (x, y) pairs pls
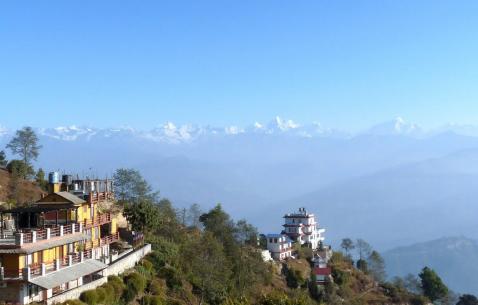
(3, 117), (478, 143)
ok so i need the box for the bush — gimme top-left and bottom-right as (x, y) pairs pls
(95, 287), (106, 304)
(80, 290), (98, 305)
(61, 300), (86, 305)
(158, 266), (182, 289)
(125, 272), (147, 294)
(148, 279), (166, 297)
(142, 295), (165, 305)
(122, 285), (137, 303)
(142, 259), (154, 273)
(107, 277), (125, 296)
(100, 283), (115, 303)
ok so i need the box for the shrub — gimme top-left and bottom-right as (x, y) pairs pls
(97, 287), (108, 304)
(100, 283), (115, 303)
(80, 290), (98, 305)
(158, 266), (182, 289)
(142, 259), (154, 273)
(148, 279), (166, 297)
(122, 285), (137, 303)
(142, 295), (165, 305)
(125, 272), (147, 294)
(61, 300), (86, 305)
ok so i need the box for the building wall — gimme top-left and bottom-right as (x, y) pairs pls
(45, 277), (107, 305)
(106, 244), (151, 277)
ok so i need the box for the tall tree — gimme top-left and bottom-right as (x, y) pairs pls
(234, 219), (258, 246)
(356, 238), (372, 260)
(419, 267), (448, 302)
(0, 150), (7, 167)
(6, 127), (41, 170)
(187, 203), (203, 229)
(113, 168), (158, 203)
(341, 238), (355, 257)
(123, 199), (159, 233)
(367, 250), (386, 282)
(182, 232), (231, 305)
(35, 168), (48, 191)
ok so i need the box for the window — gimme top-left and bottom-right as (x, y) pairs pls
(269, 238), (273, 243)
(274, 238), (278, 243)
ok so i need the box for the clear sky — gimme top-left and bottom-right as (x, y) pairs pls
(1, 1), (478, 131)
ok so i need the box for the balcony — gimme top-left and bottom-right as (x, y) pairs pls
(10, 223), (82, 247)
(82, 212), (112, 229)
(0, 232), (119, 281)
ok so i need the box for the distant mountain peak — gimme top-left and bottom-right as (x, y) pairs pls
(366, 117), (422, 136)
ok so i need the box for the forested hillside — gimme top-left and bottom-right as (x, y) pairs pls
(63, 168), (456, 305)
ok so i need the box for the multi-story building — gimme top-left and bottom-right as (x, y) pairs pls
(0, 172), (134, 305)
(282, 207), (325, 249)
(266, 234), (292, 260)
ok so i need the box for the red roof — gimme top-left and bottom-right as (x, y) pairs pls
(314, 267), (332, 276)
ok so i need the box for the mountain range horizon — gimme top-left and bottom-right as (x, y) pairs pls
(4, 116), (478, 144)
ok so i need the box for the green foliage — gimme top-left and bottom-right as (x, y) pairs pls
(419, 266), (449, 302)
(158, 266), (183, 290)
(6, 126), (41, 167)
(341, 238), (355, 256)
(181, 232), (230, 304)
(148, 279), (166, 297)
(258, 290), (310, 305)
(356, 238), (372, 260)
(457, 294), (478, 305)
(146, 238), (180, 268)
(7, 159), (34, 179)
(409, 294), (430, 305)
(124, 199), (160, 233)
(113, 168), (158, 203)
(286, 267), (305, 289)
(79, 290), (98, 305)
(356, 258), (368, 273)
(60, 300), (86, 305)
(142, 295), (166, 305)
(367, 250), (386, 282)
(0, 150), (7, 168)
(35, 168), (48, 191)
(95, 287), (107, 304)
(125, 272), (147, 295)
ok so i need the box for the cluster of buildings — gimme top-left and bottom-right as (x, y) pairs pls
(0, 172), (149, 305)
(265, 207), (332, 285)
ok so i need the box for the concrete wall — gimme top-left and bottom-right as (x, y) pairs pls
(47, 277), (107, 305)
(106, 244), (151, 277)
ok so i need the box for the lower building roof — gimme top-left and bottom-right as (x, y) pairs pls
(0, 234), (89, 254)
(29, 259), (107, 289)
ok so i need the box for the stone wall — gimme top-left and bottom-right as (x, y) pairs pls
(106, 244), (151, 276)
(47, 277), (107, 305)
(46, 244), (151, 305)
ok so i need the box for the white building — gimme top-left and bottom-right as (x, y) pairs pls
(266, 234), (292, 260)
(282, 207), (325, 249)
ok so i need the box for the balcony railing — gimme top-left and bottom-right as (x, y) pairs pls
(83, 212), (112, 229)
(11, 223), (82, 247)
(88, 192), (114, 204)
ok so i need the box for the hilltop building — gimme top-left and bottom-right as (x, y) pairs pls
(282, 207), (325, 249)
(0, 172), (148, 305)
(265, 234), (292, 260)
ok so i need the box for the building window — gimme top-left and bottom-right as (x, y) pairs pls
(274, 238), (277, 243)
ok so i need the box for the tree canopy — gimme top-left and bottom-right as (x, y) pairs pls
(6, 126), (41, 167)
(419, 266), (448, 302)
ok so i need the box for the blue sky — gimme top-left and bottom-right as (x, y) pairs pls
(1, 1), (478, 130)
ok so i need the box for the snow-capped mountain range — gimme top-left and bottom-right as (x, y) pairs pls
(2, 117), (476, 143)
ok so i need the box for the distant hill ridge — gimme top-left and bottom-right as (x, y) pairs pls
(384, 236), (478, 295)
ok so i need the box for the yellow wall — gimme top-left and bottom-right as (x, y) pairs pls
(111, 218), (117, 234)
